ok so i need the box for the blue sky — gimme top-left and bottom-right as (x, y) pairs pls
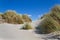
(0, 0), (60, 20)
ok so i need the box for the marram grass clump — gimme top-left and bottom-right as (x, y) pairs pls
(36, 5), (60, 34)
(0, 10), (32, 24)
(21, 23), (33, 30)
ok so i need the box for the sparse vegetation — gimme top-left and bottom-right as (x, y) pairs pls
(0, 10), (32, 24)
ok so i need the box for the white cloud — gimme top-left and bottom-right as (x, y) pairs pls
(5, 10), (16, 13)
(24, 13), (32, 17)
(28, 15), (32, 17)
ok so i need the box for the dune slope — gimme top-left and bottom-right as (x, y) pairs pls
(0, 23), (41, 40)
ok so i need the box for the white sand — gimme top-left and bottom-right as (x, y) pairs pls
(0, 23), (43, 40)
(0, 23), (59, 40)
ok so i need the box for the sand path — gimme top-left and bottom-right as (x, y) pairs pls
(0, 24), (42, 40)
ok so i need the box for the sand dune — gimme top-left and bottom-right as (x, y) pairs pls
(0, 23), (42, 40)
(0, 23), (59, 40)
